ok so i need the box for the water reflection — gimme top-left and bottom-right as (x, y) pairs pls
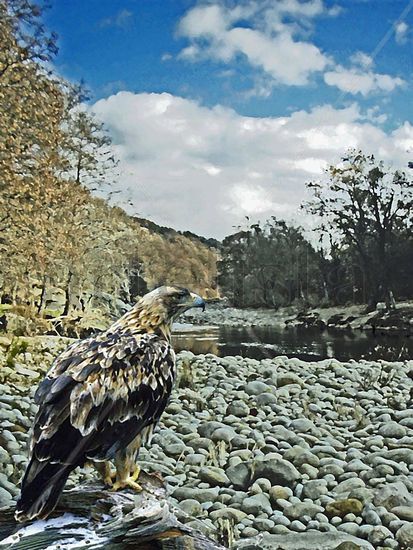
(172, 324), (413, 362)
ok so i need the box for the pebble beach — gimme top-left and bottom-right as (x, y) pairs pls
(1, 336), (413, 549)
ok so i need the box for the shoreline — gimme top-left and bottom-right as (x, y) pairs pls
(183, 301), (413, 335)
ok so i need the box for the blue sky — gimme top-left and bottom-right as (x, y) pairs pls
(45, 1), (413, 238)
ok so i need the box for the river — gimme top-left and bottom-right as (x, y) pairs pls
(172, 324), (413, 362)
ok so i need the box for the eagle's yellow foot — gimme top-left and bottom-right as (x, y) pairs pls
(111, 465), (142, 492)
(111, 478), (143, 492)
(93, 461), (116, 487)
(130, 464), (141, 482)
(104, 472), (116, 487)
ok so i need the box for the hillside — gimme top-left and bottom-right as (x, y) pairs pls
(134, 216), (220, 249)
(1, 187), (218, 336)
(131, 214), (219, 299)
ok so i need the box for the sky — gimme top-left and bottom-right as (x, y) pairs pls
(45, 0), (413, 239)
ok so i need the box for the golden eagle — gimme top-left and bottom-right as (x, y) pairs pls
(15, 286), (205, 522)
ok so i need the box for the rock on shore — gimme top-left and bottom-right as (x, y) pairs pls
(1, 336), (413, 549)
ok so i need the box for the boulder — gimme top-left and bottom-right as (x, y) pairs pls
(253, 457), (300, 488)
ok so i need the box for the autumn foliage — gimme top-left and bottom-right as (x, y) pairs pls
(0, 0), (217, 330)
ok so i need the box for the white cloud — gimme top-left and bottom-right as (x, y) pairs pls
(177, 1), (331, 87)
(324, 48), (404, 97)
(395, 21), (409, 44)
(226, 183), (281, 215)
(177, 2), (405, 99)
(92, 92), (413, 238)
(324, 66), (404, 96)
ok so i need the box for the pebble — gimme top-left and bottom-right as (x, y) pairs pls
(252, 456), (300, 487)
(391, 505), (413, 521)
(284, 502), (323, 521)
(199, 466), (230, 487)
(326, 499), (364, 518)
(226, 462), (251, 490)
(241, 493), (272, 516)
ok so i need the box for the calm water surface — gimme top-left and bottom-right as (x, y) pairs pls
(172, 324), (413, 362)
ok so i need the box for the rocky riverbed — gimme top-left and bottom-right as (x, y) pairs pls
(1, 336), (413, 549)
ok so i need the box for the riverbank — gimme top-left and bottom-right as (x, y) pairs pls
(184, 301), (413, 335)
(1, 336), (413, 549)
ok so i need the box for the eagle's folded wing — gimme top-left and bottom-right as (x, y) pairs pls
(30, 331), (175, 465)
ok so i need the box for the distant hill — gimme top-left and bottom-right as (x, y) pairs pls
(130, 214), (219, 299)
(133, 217), (220, 250)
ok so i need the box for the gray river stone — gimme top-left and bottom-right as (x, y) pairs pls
(373, 481), (413, 510)
(227, 400), (250, 417)
(395, 523), (413, 547)
(378, 422), (407, 439)
(199, 467), (230, 487)
(244, 381), (272, 396)
(241, 493), (272, 516)
(172, 487), (220, 503)
(252, 457), (300, 488)
(391, 505), (413, 521)
(226, 462), (252, 490)
(302, 479), (328, 500)
(283, 502), (324, 521)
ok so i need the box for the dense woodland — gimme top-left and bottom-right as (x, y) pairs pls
(0, 0), (217, 333)
(218, 152), (413, 310)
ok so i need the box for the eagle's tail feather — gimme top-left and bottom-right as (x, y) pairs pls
(15, 458), (72, 522)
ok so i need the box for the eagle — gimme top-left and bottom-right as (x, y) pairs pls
(15, 286), (205, 522)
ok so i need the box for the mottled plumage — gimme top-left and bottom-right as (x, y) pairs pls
(15, 286), (205, 522)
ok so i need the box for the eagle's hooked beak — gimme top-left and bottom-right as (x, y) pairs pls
(189, 292), (206, 312)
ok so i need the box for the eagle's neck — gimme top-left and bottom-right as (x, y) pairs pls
(111, 303), (173, 342)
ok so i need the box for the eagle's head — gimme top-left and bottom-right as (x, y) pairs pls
(140, 286), (205, 320)
(122, 286), (205, 338)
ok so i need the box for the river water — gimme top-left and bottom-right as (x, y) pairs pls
(172, 324), (413, 362)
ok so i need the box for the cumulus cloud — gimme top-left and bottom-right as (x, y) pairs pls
(176, 2), (405, 99)
(322, 37), (406, 96)
(92, 92), (413, 238)
(177, 1), (331, 87)
(324, 50), (404, 96)
(324, 66), (404, 96)
(350, 51), (373, 69)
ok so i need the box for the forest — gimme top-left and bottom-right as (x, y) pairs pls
(0, 0), (217, 335)
(218, 151), (413, 311)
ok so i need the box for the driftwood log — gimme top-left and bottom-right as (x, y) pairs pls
(0, 473), (227, 550)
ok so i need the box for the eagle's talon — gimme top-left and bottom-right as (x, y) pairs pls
(93, 461), (116, 487)
(104, 475), (115, 487)
(111, 478), (143, 492)
(130, 465), (141, 482)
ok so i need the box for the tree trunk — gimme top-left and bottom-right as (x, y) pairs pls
(75, 153), (82, 184)
(62, 271), (73, 316)
(37, 276), (47, 314)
